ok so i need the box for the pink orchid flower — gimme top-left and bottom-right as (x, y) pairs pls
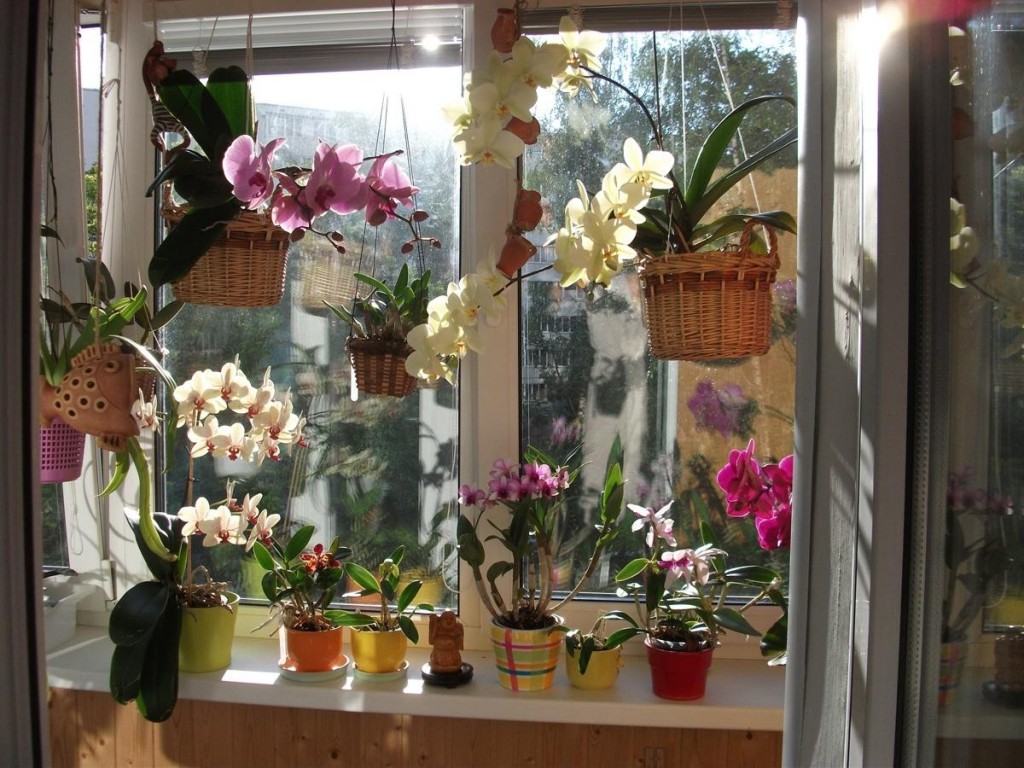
(303, 142), (367, 220)
(716, 438), (772, 518)
(755, 506), (791, 551)
(270, 172), (313, 233)
(222, 135), (286, 209)
(364, 153), (419, 226)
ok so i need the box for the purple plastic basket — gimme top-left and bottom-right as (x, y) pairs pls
(39, 418), (85, 484)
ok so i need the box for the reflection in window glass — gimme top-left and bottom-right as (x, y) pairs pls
(160, 65), (461, 610)
(521, 29), (797, 594)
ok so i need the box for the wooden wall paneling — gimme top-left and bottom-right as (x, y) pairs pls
(537, 721), (583, 767)
(47, 688), (80, 768)
(586, 724), (636, 768)
(313, 707), (361, 766)
(724, 728), (783, 768)
(447, 716), (522, 767)
(184, 699), (235, 767)
(631, 725), (684, 768)
(358, 712), (407, 767)
(272, 701), (321, 765)
(112, 697), (154, 767)
(682, 727), (730, 768)
(151, 700), (195, 767)
(74, 689), (118, 766)
(405, 713), (453, 767)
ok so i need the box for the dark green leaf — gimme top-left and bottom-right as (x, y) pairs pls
(396, 580), (421, 613)
(109, 640), (146, 704)
(724, 565), (780, 585)
(109, 582), (170, 646)
(398, 614), (419, 644)
(347, 562), (382, 594)
(486, 562), (513, 584)
(136, 596), (181, 722)
(603, 626), (645, 650)
(601, 610), (640, 628)
(284, 525), (315, 563)
(252, 541), (275, 571)
(205, 66), (253, 141)
(156, 69), (224, 160)
(148, 201), (239, 288)
(713, 607), (761, 637)
(324, 611), (376, 628)
(761, 613), (788, 658)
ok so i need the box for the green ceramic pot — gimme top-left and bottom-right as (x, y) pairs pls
(179, 591), (239, 673)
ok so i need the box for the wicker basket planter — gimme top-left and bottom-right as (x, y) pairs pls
(347, 337), (418, 398)
(163, 206), (290, 308)
(638, 223), (780, 361)
(299, 243), (358, 312)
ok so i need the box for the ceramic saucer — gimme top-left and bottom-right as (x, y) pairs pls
(353, 660), (409, 682)
(278, 655), (350, 682)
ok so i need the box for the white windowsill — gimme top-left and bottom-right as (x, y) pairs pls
(45, 626), (785, 731)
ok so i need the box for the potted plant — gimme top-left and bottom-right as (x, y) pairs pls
(940, 467), (1010, 705)
(599, 440), (790, 700)
(561, 616), (632, 691)
(325, 545), (434, 675)
(325, 263), (432, 398)
(250, 525), (352, 677)
(106, 359), (303, 720)
(456, 441), (625, 691)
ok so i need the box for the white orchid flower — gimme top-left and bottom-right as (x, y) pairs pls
(131, 389), (160, 433)
(187, 415), (219, 458)
(246, 509), (281, 551)
(238, 492), (265, 526)
(198, 507), (246, 547)
(610, 138), (675, 190)
(454, 115), (525, 167)
(210, 422), (256, 462)
(172, 369), (226, 426)
(507, 37), (569, 89)
(177, 496), (214, 537)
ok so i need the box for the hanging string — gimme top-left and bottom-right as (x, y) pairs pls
(245, 13), (255, 77)
(192, 16), (219, 78)
(699, 4), (763, 217)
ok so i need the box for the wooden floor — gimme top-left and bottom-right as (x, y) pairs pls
(49, 689), (783, 767)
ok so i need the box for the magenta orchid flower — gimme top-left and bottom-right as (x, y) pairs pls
(716, 439), (772, 517)
(755, 507), (791, 550)
(222, 135), (286, 209)
(364, 153), (419, 226)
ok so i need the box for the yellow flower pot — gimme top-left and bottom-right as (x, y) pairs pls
(350, 627), (408, 674)
(179, 591), (239, 673)
(565, 645), (622, 691)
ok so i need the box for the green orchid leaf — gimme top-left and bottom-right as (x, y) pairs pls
(40, 224), (63, 242)
(77, 256), (116, 300)
(398, 614), (419, 644)
(136, 597), (181, 722)
(603, 626), (645, 649)
(353, 272), (394, 300)
(486, 562), (513, 584)
(109, 640), (146, 704)
(98, 450), (131, 498)
(347, 562), (382, 595)
(145, 149), (215, 198)
(601, 610), (640, 628)
(124, 509), (182, 581)
(713, 607), (761, 637)
(262, 571), (281, 603)
(149, 201), (240, 288)
(689, 123), (798, 229)
(252, 541), (275, 571)
(457, 530), (486, 567)
(323, 610), (376, 628)
(172, 167), (235, 209)
(396, 580), (422, 613)
(150, 299), (185, 331)
(724, 565), (780, 585)
(761, 610), (788, 658)
(284, 524), (316, 563)
(646, 569), (666, 614)
(685, 95), (796, 212)
(205, 66), (253, 142)
(615, 558), (650, 582)
(108, 581), (170, 646)
(156, 69), (226, 160)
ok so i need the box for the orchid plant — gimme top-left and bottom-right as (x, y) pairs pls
(715, 438), (794, 552)
(456, 442), (625, 630)
(405, 12), (796, 383)
(148, 62), (437, 290)
(324, 545), (434, 643)
(251, 524), (352, 632)
(606, 501), (787, 660)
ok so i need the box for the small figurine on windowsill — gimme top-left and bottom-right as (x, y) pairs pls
(421, 610), (473, 688)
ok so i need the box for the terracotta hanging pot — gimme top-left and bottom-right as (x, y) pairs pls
(497, 233), (537, 278)
(513, 188), (543, 232)
(644, 638), (715, 700)
(39, 343), (139, 452)
(506, 117), (541, 146)
(490, 8), (519, 53)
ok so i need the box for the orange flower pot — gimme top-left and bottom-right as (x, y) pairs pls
(497, 234), (537, 278)
(279, 625), (345, 673)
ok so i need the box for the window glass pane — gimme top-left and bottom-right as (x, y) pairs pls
(160, 64), (461, 610)
(520, 28), (797, 595)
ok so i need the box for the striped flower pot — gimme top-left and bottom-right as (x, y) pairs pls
(488, 616), (563, 692)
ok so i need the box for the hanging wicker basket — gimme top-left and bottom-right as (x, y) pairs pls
(162, 204), (291, 308)
(638, 222), (780, 361)
(299, 240), (358, 312)
(347, 337), (418, 398)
